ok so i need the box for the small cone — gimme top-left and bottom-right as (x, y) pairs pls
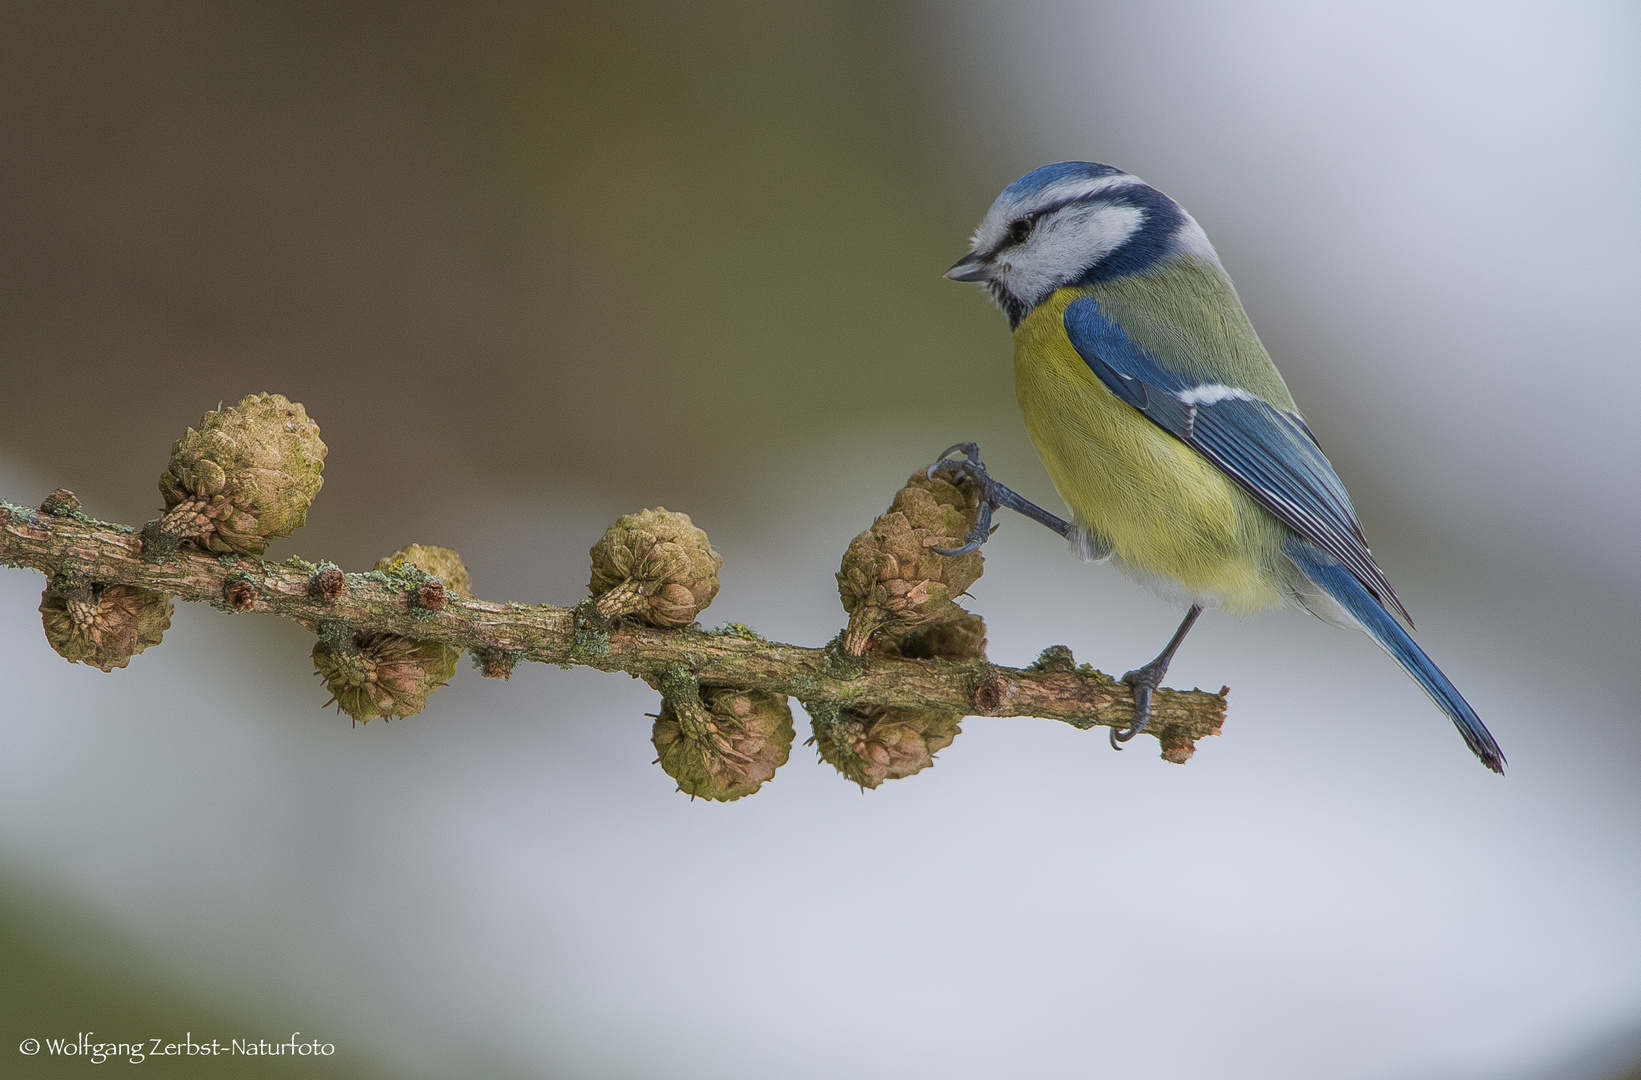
(835, 469), (983, 655)
(653, 687), (794, 801)
(152, 393), (326, 556)
(313, 632), (459, 723)
(589, 508), (722, 628)
(375, 544), (472, 597)
(40, 580), (173, 672)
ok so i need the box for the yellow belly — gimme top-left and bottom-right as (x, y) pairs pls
(1013, 291), (1287, 613)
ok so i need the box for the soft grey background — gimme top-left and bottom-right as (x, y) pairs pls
(2, 3), (1638, 1078)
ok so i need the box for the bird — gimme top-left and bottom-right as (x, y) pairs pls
(938, 160), (1504, 773)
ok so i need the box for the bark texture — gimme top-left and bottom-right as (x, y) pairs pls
(1, 500), (1227, 761)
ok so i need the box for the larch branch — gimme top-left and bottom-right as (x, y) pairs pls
(1, 499), (1227, 761)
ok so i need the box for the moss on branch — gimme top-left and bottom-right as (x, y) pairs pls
(0, 498), (1226, 760)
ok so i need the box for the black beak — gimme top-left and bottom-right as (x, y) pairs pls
(944, 252), (993, 282)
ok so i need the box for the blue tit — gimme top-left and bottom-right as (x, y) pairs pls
(942, 161), (1504, 773)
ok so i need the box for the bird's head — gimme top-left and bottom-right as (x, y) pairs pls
(946, 161), (1216, 327)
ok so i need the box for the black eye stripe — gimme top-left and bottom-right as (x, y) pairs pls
(989, 213), (1043, 257)
(986, 188), (1146, 258)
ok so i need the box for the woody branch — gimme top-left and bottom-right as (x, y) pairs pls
(1, 392), (1230, 803)
(0, 498), (1224, 754)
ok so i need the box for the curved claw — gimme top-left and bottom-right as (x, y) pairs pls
(931, 503), (995, 557)
(922, 442), (1072, 557)
(926, 442), (983, 481)
(1109, 681), (1152, 750)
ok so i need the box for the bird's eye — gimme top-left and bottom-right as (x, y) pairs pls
(1005, 217), (1034, 246)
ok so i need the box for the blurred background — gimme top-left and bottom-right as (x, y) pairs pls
(2, 2), (1638, 1077)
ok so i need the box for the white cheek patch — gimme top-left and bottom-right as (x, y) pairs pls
(1176, 383), (1255, 406)
(996, 202), (1145, 312)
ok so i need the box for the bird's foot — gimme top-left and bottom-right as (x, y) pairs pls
(1109, 604), (1204, 752)
(925, 443), (1071, 555)
(1112, 660), (1167, 750)
(925, 444), (996, 556)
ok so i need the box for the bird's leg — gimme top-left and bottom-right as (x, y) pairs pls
(1111, 604), (1203, 750)
(927, 443), (1198, 752)
(926, 442), (1071, 555)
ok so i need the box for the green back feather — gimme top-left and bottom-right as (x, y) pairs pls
(1086, 256), (1297, 411)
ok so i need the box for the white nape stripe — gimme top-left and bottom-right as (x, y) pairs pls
(1169, 210), (1226, 270)
(1176, 383), (1255, 406)
(1017, 172), (1138, 215)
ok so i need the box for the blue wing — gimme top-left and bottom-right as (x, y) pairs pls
(1063, 295), (1412, 626)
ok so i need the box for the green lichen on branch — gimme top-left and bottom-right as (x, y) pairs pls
(308, 543), (475, 722)
(0, 500), (1227, 759)
(810, 614), (987, 789)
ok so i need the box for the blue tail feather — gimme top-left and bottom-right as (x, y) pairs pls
(1284, 539), (1505, 774)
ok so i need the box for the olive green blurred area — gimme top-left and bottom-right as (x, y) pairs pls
(0, 0), (1011, 534)
(0, 877), (406, 1078)
(0, 1), (997, 1066)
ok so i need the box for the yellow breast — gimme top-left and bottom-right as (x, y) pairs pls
(1013, 289), (1287, 613)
